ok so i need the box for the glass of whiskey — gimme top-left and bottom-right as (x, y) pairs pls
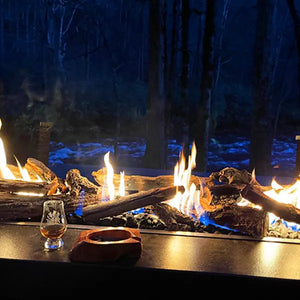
(40, 200), (67, 250)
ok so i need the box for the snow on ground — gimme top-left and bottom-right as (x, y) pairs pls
(49, 136), (298, 176)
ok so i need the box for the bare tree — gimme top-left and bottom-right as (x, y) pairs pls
(250, 0), (278, 174)
(195, 0), (217, 172)
(46, 0), (79, 72)
(286, 0), (300, 108)
(0, 0), (4, 62)
(143, 0), (167, 169)
(180, 0), (191, 158)
(194, 0), (231, 172)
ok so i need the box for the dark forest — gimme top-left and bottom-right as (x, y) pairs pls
(0, 0), (299, 176)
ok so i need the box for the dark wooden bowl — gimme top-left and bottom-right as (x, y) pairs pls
(69, 227), (142, 263)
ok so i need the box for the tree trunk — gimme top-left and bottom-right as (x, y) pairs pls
(195, 0), (217, 172)
(214, 0), (231, 89)
(0, 0), (4, 67)
(166, 0), (179, 143)
(180, 0), (191, 159)
(143, 0), (167, 169)
(286, 0), (300, 109)
(250, 0), (277, 175)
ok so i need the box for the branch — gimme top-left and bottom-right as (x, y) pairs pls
(82, 186), (184, 222)
(241, 184), (300, 224)
(63, 2), (80, 35)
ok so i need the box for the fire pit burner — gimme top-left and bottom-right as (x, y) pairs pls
(0, 117), (299, 240)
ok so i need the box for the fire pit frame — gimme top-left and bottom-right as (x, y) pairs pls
(1, 222), (300, 294)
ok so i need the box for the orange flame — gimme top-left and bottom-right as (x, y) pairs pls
(0, 119), (42, 182)
(103, 151), (125, 200)
(168, 142), (199, 215)
(264, 178), (300, 228)
(238, 170), (300, 230)
(119, 171), (125, 197)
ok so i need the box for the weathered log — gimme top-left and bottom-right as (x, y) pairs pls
(150, 202), (195, 230)
(92, 168), (203, 192)
(206, 167), (271, 192)
(66, 169), (100, 196)
(0, 185), (183, 222)
(25, 157), (68, 193)
(0, 192), (100, 221)
(82, 186), (184, 222)
(209, 184), (241, 197)
(202, 205), (268, 238)
(0, 179), (55, 195)
(25, 158), (57, 182)
(206, 167), (252, 187)
(241, 184), (300, 225)
(200, 186), (268, 238)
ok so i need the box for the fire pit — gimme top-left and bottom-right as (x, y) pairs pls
(0, 116), (299, 242)
(0, 119), (300, 292)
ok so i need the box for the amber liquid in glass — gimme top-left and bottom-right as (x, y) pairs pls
(41, 224), (66, 239)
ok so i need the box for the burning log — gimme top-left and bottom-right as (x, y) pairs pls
(206, 167), (270, 192)
(0, 179), (56, 195)
(25, 158), (56, 182)
(66, 169), (100, 196)
(0, 157), (68, 196)
(82, 186), (184, 223)
(0, 192), (100, 221)
(0, 193), (46, 220)
(0, 183), (182, 223)
(206, 167), (252, 187)
(25, 157), (68, 193)
(203, 205), (268, 238)
(150, 202), (196, 231)
(241, 184), (300, 225)
(209, 184), (241, 197)
(200, 187), (268, 238)
(0, 168), (101, 221)
(92, 168), (202, 192)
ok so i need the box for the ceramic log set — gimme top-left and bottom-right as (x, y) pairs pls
(69, 227), (142, 262)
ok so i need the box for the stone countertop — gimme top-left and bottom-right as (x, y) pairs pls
(1, 222), (300, 293)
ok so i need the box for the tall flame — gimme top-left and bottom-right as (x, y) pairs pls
(103, 151), (125, 200)
(119, 171), (125, 197)
(104, 152), (115, 200)
(0, 119), (14, 179)
(0, 118), (42, 182)
(15, 156), (31, 181)
(0, 138), (15, 179)
(264, 178), (300, 229)
(168, 142), (199, 215)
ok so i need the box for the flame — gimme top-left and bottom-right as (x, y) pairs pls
(104, 152), (115, 200)
(15, 156), (31, 181)
(103, 151), (125, 200)
(119, 171), (125, 197)
(0, 138), (15, 179)
(168, 142), (199, 216)
(0, 118), (42, 183)
(264, 178), (300, 229)
(238, 170), (300, 231)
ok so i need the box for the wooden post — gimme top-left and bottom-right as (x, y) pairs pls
(37, 122), (52, 166)
(296, 135), (300, 177)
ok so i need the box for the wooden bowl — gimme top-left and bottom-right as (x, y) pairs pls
(69, 227), (142, 263)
